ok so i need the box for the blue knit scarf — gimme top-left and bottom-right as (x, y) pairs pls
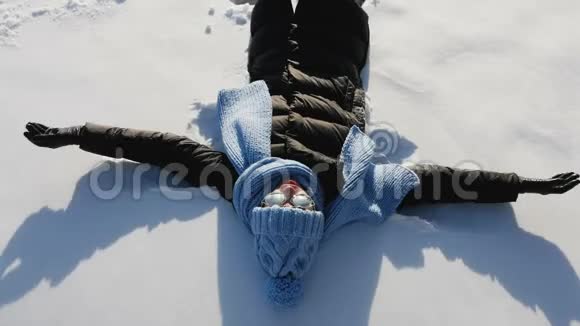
(217, 80), (419, 305)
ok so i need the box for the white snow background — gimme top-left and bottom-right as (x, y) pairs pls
(1, 0), (579, 325)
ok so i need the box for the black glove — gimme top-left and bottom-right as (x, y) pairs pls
(519, 172), (579, 195)
(24, 122), (83, 149)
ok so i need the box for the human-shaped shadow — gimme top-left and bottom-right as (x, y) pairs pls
(217, 203), (580, 326)
(0, 161), (222, 308)
(397, 204), (579, 326)
(3, 111), (577, 326)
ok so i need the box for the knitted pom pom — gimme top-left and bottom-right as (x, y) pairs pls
(266, 277), (304, 307)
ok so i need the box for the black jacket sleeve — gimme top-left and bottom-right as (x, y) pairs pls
(400, 164), (521, 207)
(78, 123), (238, 200)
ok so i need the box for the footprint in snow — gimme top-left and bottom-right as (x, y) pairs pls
(204, 3), (253, 34)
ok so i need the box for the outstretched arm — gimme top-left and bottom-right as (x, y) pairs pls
(24, 122), (238, 200)
(518, 172), (579, 195)
(400, 164), (579, 207)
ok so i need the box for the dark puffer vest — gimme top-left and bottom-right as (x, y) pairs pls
(247, 0), (371, 201)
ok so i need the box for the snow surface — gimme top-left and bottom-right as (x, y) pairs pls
(1, 0), (579, 325)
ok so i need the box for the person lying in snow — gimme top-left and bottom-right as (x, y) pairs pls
(23, 0), (579, 306)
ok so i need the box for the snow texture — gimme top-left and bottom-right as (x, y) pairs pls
(0, 0), (126, 46)
(1, 0), (579, 325)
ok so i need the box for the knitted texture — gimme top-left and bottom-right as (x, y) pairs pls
(251, 206), (324, 278)
(323, 126), (420, 237)
(217, 81), (420, 306)
(217, 80), (272, 174)
(218, 81), (326, 306)
(233, 157), (325, 227)
(233, 158), (325, 305)
(266, 277), (304, 307)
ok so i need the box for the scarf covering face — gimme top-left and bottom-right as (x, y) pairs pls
(217, 81), (419, 306)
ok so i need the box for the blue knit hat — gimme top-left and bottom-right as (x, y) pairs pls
(250, 206), (324, 306)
